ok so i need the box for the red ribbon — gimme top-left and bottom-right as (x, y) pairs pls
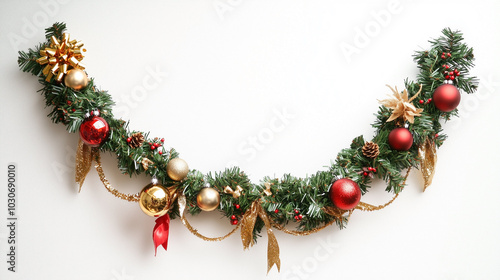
(153, 214), (170, 256)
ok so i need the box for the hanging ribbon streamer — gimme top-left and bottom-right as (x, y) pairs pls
(153, 214), (170, 256)
(419, 138), (437, 192)
(75, 139), (96, 192)
(240, 201), (280, 274)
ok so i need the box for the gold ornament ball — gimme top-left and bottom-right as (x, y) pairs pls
(196, 188), (220, 212)
(167, 158), (189, 181)
(139, 184), (171, 217)
(64, 68), (88, 90)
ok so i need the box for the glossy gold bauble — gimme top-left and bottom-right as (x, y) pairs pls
(196, 188), (220, 211)
(64, 68), (88, 90)
(139, 184), (171, 217)
(166, 158), (189, 181)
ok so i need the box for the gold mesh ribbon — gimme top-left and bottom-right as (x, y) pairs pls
(93, 152), (140, 202)
(75, 139), (96, 192)
(241, 201), (280, 274)
(178, 195), (240, 241)
(419, 138), (437, 192)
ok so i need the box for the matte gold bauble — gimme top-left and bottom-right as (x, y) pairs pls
(196, 188), (220, 211)
(139, 184), (171, 217)
(166, 158), (189, 181)
(64, 68), (88, 90)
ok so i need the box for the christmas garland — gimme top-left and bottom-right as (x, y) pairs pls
(18, 23), (478, 273)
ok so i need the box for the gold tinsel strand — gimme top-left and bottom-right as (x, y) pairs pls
(94, 152), (140, 202)
(178, 195), (240, 241)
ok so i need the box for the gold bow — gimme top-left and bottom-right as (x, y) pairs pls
(241, 201), (280, 274)
(36, 33), (86, 82)
(379, 84), (423, 123)
(224, 185), (243, 198)
(263, 182), (272, 196)
(141, 157), (154, 170)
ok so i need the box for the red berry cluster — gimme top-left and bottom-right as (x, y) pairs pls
(442, 65), (460, 81)
(230, 215), (238, 225)
(362, 167), (377, 177)
(293, 209), (303, 221)
(440, 52), (451, 59)
(419, 98), (432, 105)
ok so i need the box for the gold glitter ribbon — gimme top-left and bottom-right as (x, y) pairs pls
(241, 201), (280, 274)
(178, 195), (240, 241)
(94, 152), (140, 202)
(75, 139), (96, 192)
(379, 84), (423, 123)
(36, 33), (86, 82)
(419, 138), (437, 192)
(224, 185), (244, 198)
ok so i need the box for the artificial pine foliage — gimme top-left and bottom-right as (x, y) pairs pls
(18, 23), (478, 239)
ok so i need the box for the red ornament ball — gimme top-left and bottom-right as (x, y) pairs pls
(329, 178), (361, 210)
(388, 127), (413, 151)
(433, 84), (461, 112)
(79, 116), (110, 147)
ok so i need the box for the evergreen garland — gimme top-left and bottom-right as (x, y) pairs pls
(18, 23), (478, 241)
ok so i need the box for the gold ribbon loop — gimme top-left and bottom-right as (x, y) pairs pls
(224, 185), (243, 198)
(419, 138), (437, 192)
(241, 201), (280, 274)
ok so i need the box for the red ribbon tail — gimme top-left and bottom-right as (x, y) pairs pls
(153, 214), (170, 256)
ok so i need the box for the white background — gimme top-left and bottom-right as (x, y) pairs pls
(1, 0), (500, 279)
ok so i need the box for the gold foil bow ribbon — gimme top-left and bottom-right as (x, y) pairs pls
(75, 139), (97, 192)
(36, 32), (86, 82)
(379, 84), (423, 123)
(240, 201), (280, 274)
(263, 182), (273, 196)
(141, 157), (154, 170)
(224, 185), (244, 198)
(418, 138), (437, 192)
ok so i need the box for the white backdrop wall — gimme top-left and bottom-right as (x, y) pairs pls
(0, 0), (499, 279)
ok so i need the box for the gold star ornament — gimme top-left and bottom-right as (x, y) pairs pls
(379, 84), (423, 123)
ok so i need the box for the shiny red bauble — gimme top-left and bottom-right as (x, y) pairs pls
(79, 116), (110, 147)
(329, 178), (361, 210)
(388, 127), (413, 151)
(433, 84), (461, 112)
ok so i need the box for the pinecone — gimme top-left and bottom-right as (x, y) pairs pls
(128, 132), (144, 148)
(362, 141), (380, 158)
